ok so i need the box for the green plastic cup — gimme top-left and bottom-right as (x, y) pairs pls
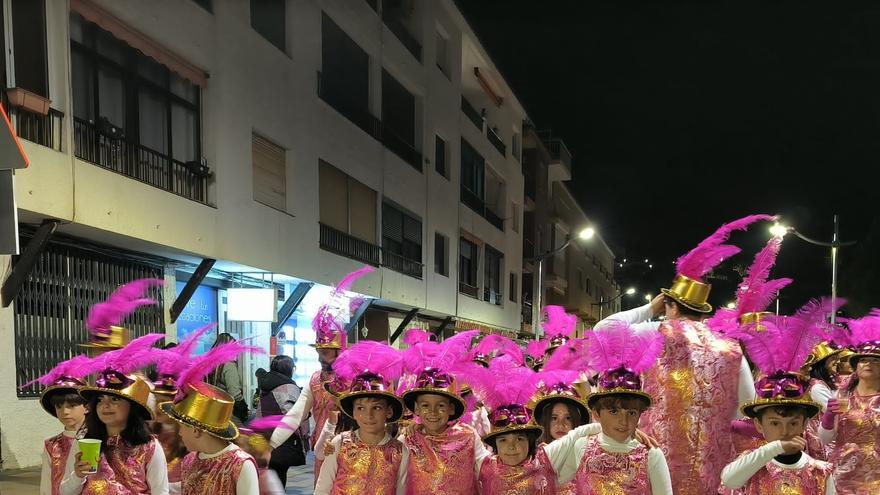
(78, 439), (101, 473)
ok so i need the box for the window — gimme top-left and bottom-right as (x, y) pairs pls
(252, 133), (286, 211)
(509, 273), (517, 303)
(319, 160), (377, 244)
(512, 133), (521, 162)
(321, 13), (373, 135)
(459, 237), (479, 297)
(250, 0), (286, 51)
(382, 69), (420, 170)
(382, 202), (422, 262)
(577, 268), (585, 292)
(434, 232), (449, 276)
(11, 0), (48, 97)
(510, 202), (520, 233)
(586, 277), (592, 295)
(460, 139), (485, 200)
(435, 30), (449, 78)
(484, 245), (503, 305)
(434, 135), (448, 178)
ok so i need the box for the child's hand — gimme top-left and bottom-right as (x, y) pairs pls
(779, 436), (807, 455)
(323, 439), (336, 457)
(73, 452), (92, 479)
(329, 409), (340, 424)
(634, 429), (660, 449)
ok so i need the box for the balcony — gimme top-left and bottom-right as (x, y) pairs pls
(319, 222), (381, 266)
(537, 130), (572, 183)
(461, 96), (483, 131)
(483, 287), (502, 306)
(487, 127), (506, 157)
(382, 15), (421, 62)
(382, 250), (423, 279)
(317, 71), (382, 141)
(73, 118), (211, 205)
(1, 92), (64, 152)
(382, 126), (421, 171)
(460, 187), (504, 231)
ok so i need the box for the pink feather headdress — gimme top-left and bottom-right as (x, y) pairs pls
(313, 266), (374, 351)
(470, 333), (525, 366)
(707, 235), (792, 334)
(24, 354), (93, 388)
(465, 355), (545, 442)
(587, 321), (664, 402)
(542, 337), (590, 373)
(245, 415), (295, 433)
(542, 306), (577, 348)
(155, 324), (216, 378)
(85, 278), (164, 335)
(174, 339), (264, 400)
(333, 340), (403, 384)
(675, 214), (775, 282)
(840, 308), (880, 358)
(403, 328), (435, 347)
(92, 333), (167, 376)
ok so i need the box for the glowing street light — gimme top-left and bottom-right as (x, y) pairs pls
(726, 302), (736, 309)
(769, 223), (790, 238)
(578, 227), (596, 240)
(625, 287), (636, 295)
(644, 294), (652, 302)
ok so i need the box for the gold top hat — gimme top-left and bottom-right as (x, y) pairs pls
(338, 372), (404, 423)
(80, 372), (154, 420)
(803, 342), (844, 369)
(401, 368), (466, 421)
(160, 382), (239, 441)
(310, 329), (343, 350)
(586, 367), (653, 410)
(531, 381), (590, 425)
(482, 403), (543, 446)
(739, 311), (773, 331)
(40, 378), (87, 417)
(79, 326), (131, 350)
(740, 371), (820, 419)
(661, 274), (713, 313)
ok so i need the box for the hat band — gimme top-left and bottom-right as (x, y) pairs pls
(667, 275), (711, 307)
(489, 403), (532, 428)
(170, 383), (234, 431)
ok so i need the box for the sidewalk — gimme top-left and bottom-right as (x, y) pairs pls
(0, 454), (317, 495)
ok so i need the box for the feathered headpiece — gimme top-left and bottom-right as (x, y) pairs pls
(585, 320), (664, 408)
(466, 355), (543, 443)
(738, 297), (843, 418)
(82, 279), (164, 348)
(663, 214), (774, 313)
(28, 354), (93, 417)
(333, 340), (404, 422)
(542, 306), (577, 350)
(153, 324), (216, 396)
(400, 330), (480, 421)
(707, 235), (792, 334)
(525, 339), (550, 370)
(403, 328), (435, 346)
(840, 308), (880, 367)
(313, 266), (374, 351)
(531, 356), (591, 425)
(470, 333), (525, 367)
(174, 339), (264, 401)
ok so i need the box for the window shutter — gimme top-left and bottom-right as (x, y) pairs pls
(252, 133), (286, 211)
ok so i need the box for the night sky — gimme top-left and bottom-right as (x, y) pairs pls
(458, 0), (880, 314)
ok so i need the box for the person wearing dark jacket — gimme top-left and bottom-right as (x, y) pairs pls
(258, 355), (306, 485)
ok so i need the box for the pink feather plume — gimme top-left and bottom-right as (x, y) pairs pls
(333, 340), (402, 383)
(675, 214), (775, 281)
(22, 354), (94, 388)
(174, 340), (264, 400)
(313, 266), (375, 351)
(470, 334), (525, 366)
(542, 337), (590, 372)
(246, 415), (294, 433)
(542, 306), (577, 338)
(466, 355), (539, 410)
(402, 330), (480, 374)
(840, 308), (880, 347)
(403, 328), (433, 346)
(85, 279), (164, 332)
(155, 323), (216, 377)
(587, 320), (664, 374)
(526, 339), (549, 360)
(94, 333), (166, 375)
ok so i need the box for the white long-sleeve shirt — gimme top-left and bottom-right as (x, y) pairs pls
(315, 430), (409, 495)
(59, 437), (169, 495)
(811, 381), (834, 411)
(314, 417), (337, 461)
(594, 303), (757, 414)
(270, 380), (313, 448)
(720, 440), (835, 494)
(41, 430), (79, 495)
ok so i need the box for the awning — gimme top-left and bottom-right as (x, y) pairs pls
(71, 0), (208, 88)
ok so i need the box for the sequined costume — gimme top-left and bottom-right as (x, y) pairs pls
(641, 319), (743, 495)
(573, 435), (651, 495)
(310, 370), (335, 482)
(81, 435), (157, 495)
(730, 454), (832, 495)
(478, 446), (557, 495)
(328, 431), (403, 495)
(44, 433), (75, 495)
(827, 391), (880, 494)
(403, 423), (478, 495)
(180, 446), (257, 495)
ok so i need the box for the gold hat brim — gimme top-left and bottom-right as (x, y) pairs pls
(482, 424), (544, 446)
(533, 395), (590, 424)
(338, 391), (404, 423)
(40, 384), (82, 417)
(849, 352), (880, 368)
(740, 398), (821, 419)
(586, 389), (654, 410)
(660, 288), (712, 313)
(80, 384), (154, 421)
(401, 388), (466, 421)
(159, 401), (239, 441)
(309, 343), (342, 350)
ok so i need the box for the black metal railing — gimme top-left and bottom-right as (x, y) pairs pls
(459, 281), (479, 298)
(487, 127), (506, 156)
(317, 71), (382, 141)
(460, 186), (504, 231)
(73, 118), (210, 205)
(461, 96), (483, 131)
(382, 250), (423, 279)
(483, 287), (502, 305)
(382, 16), (421, 61)
(319, 222), (381, 266)
(382, 126), (422, 171)
(1, 92), (64, 151)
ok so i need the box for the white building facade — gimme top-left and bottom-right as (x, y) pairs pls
(0, 0), (526, 469)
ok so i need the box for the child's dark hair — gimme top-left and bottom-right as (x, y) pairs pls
(755, 405), (812, 421)
(537, 400), (587, 444)
(487, 431), (538, 458)
(663, 296), (705, 320)
(84, 394), (151, 452)
(808, 360), (838, 391)
(49, 392), (88, 409)
(590, 395), (650, 413)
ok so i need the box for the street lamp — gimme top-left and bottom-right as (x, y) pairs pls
(591, 287), (636, 320)
(531, 226), (595, 338)
(644, 293), (652, 302)
(769, 216), (856, 323)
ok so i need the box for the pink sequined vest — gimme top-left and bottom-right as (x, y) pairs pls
(404, 423), (477, 495)
(829, 391), (880, 494)
(478, 446), (557, 495)
(804, 379), (829, 461)
(733, 453), (832, 495)
(44, 433), (75, 495)
(574, 436), (650, 495)
(642, 319), (742, 495)
(81, 436), (156, 495)
(331, 431), (404, 495)
(180, 447), (256, 495)
(309, 370), (335, 448)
